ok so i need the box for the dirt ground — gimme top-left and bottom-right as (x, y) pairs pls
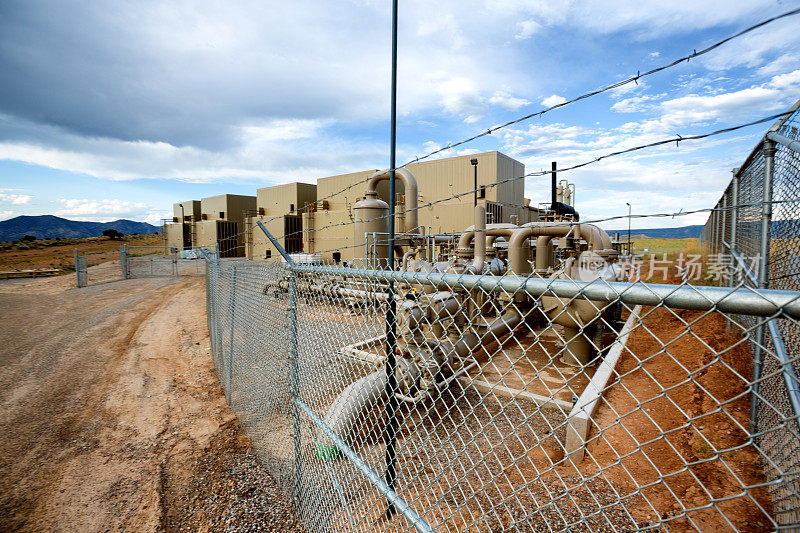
(0, 274), (299, 532)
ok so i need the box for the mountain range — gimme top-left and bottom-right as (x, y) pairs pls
(0, 215), (160, 241)
(605, 225), (703, 239)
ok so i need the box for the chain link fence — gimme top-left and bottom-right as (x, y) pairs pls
(205, 249), (800, 531)
(73, 245), (206, 287)
(701, 103), (800, 528)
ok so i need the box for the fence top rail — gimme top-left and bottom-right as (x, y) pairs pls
(766, 131), (800, 154)
(284, 264), (800, 319)
(733, 98), (800, 179)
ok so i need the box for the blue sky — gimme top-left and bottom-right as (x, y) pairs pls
(1, 0), (799, 230)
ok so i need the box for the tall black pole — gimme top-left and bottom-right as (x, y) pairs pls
(384, 0), (399, 518)
(471, 158), (479, 207)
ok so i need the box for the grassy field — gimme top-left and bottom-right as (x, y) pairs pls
(633, 237), (700, 256)
(0, 233), (163, 273)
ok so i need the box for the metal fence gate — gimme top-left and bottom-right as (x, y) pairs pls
(73, 247), (126, 288)
(74, 245), (206, 287)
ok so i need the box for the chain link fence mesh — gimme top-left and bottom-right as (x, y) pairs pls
(205, 252), (800, 532)
(701, 104), (800, 529)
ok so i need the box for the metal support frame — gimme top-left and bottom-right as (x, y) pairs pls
(751, 138), (777, 433)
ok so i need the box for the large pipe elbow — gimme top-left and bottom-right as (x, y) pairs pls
(366, 168), (419, 235)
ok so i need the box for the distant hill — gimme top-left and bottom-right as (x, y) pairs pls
(0, 215), (160, 242)
(606, 225), (702, 239)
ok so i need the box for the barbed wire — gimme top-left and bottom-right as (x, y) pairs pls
(264, 196), (800, 259)
(220, 7), (800, 238)
(400, 7), (800, 167)
(264, 110), (793, 244)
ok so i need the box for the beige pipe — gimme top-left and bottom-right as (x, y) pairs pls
(366, 167), (419, 235)
(535, 235), (554, 273)
(508, 223), (614, 274)
(456, 205), (487, 274)
(457, 223), (517, 256)
(401, 250), (417, 271)
(453, 309), (523, 358)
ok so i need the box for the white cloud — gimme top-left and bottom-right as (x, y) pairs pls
(611, 93), (664, 113)
(648, 51), (660, 58)
(417, 13), (466, 50)
(487, 0), (778, 36)
(541, 94), (567, 107)
(54, 199), (167, 224)
(57, 198), (148, 218)
(0, 210), (16, 220)
(757, 53), (800, 77)
(436, 76), (487, 121)
(515, 20), (542, 40)
(488, 91), (530, 110)
(609, 79), (648, 99)
(0, 193), (33, 204)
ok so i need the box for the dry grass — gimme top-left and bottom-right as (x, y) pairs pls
(0, 234), (162, 273)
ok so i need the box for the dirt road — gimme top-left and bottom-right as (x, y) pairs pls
(0, 275), (298, 531)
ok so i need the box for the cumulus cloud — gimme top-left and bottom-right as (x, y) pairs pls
(487, 0), (778, 36)
(629, 69), (800, 135)
(0, 193), (33, 204)
(488, 91), (530, 110)
(541, 95), (567, 107)
(54, 198), (168, 223)
(515, 20), (542, 40)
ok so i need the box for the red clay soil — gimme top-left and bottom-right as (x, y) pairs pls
(578, 307), (773, 531)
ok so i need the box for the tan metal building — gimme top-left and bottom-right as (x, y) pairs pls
(247, 182), (317, 259)
(245, 151), (538, 262)
(164, 200), (202, 250)
(165, 194), (255, 256)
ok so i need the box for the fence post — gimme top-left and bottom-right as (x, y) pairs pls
(120, 245), (128, 280)
(226, 265), (237, 404)
(750, 138), (776, 434)
(730, 168), (739, 284)
(288, 267), (302, 505)
(74, 249), (80, 288)
(253, 220), (303, 504)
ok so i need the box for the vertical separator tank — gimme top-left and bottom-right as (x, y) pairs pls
(354, 193), (390, 265)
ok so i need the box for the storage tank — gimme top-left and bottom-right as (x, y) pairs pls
(354, 192), (390, 266)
